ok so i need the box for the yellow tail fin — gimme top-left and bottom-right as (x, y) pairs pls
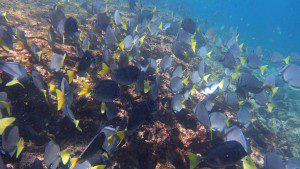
(56, 89), (65, 111)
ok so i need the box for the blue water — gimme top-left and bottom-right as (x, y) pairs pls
(151, 0), (300, 56)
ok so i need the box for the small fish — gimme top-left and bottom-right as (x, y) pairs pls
(247, 52), (260, 69)
(172, 66), (183, 78)
(237, 103), (252, 127)
(206, 141), (247, 167)
(198, 60), (206, 77)
(61, 148), (71, 165)
(210, 112), (228, 133)
(263, 74), (276, 87)
(32, 71), (46, 92)
(50, 53), (66, 72)
(280, 64), (300, 89)
(226, 35), (237, 49)
(194, 101), (210, 127)
(0, 62), (28, 81)
(190, 71), (201, 84)
(171, 94), (185, 112)
(170, 77), (183, 94)
(269, 51), (284, 63)
(44, 141), (61, 169)
(237, 73), (264, 94)
(105, 102), (119, 121)
(202, 81), (219, 95)
(220, 50), (236, 69)
(123, 35), (134, 51)
(114, 10), (122, 26)
(2, 126), (20, 157)
(254, 90), (269, 106)
(105, 26), (118, 50)
(225, 126), (249, 153)
(161, 55), (173, 72)
(188, 141), (248, 169)
(224, 92), (240, 107)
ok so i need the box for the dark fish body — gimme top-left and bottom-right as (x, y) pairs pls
(254, 90), (269, 106)
(127, 102), (151, 132)
(237, 73), (263, 94)
(0, 27), (13, 50)
(172, 40), (192, 61)
(95, 13), (110, 31)
(94, 80), (120, 102)
(224, 92), (239, 107)
(247, 53), (260, 69)
(64, 17), (78, 36)
(220, 50), (236, 69)
(204, 140), (247, 167)
(77, 50), (93, 75)
(182, 18), (196, 34)
(105, 102), (119, 120)
(50, 4), (66, 31)
(112, 66), (140, 85)
(61, 77), (73, 106)
(32, 71), (46, 92)
(79, 132), (106, 163)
